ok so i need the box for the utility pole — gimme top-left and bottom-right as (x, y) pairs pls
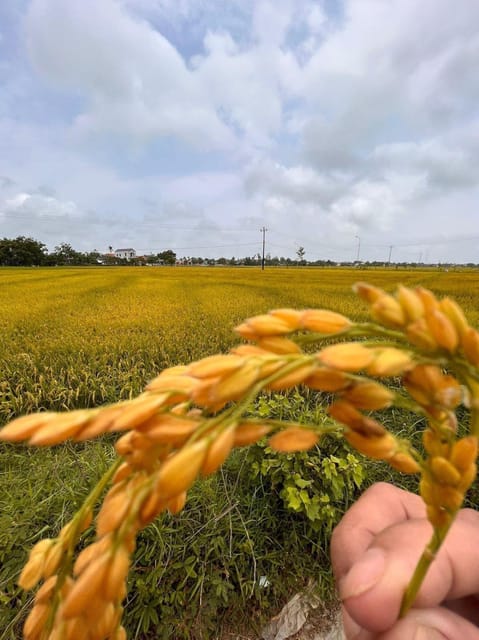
(355, 235), (361, 262)
(260, 226), (267, 270)
(388, 245), (393, 264)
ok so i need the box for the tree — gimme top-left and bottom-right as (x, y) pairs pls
(0, 236), (47, 266)
(157, 250), (176, 265)
(85, 250), (102, 264)
(296, 246), (306, 265)
(48, 243), (82, 265)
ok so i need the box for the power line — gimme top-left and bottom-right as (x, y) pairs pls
(355, 236), (479, 249)
(269, 228), (479, 249)
(0, 212), (260, 233)
(143, 242), (261, 252)
(392, 236), (479, 247)
(3, 209), (478, 246)
(2, 210), (478, 260)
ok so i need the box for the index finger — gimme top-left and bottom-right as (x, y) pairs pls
(330, 482), (426, 579)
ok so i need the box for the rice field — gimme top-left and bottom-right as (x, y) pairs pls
(1, 265), (479, 639)
(1, 265), (479, 423)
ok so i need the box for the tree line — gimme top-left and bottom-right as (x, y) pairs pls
(0, 237), (178, 266)
(0, 237), (311, 267)
(0, 236), (475, 268)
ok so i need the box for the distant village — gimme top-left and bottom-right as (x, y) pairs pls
(0, 237), (476, 268)
(95, 247), (477, 269)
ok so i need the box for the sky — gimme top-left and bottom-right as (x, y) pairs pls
(1, 0), (479, 263)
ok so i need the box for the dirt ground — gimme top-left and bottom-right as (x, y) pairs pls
(220, 599), (342, 640)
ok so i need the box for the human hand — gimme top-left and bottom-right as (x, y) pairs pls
(330, 482), (479, 639)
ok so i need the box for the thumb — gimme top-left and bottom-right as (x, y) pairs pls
(339, 510), (479, 633)
(342, 605), (479, 639)
(377, 606), (479, 639)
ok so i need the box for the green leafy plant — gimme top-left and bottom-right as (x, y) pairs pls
(248, 393), (365, 535)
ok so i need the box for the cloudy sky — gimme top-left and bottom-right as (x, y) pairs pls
(1, 0), (479, 262)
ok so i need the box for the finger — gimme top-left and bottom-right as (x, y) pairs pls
(343, 606), (479, 640)
(444, 594), (479, 627)
(376, 606), (479, 640)
(342, 605), (363, 638)
(339, 509), (479, 632)
(331, 482), (425, 579)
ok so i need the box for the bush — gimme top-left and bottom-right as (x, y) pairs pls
(246, 391), (365, 540)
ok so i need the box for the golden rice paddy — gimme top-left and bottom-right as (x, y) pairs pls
(1, 266), (478, 422)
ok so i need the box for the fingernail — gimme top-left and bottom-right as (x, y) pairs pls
(414, 625), (447, 640)
(339, 547), (386, 600)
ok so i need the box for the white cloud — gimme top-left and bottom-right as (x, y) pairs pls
(0, 0), (476, 262)
(252, 0), (292, 47)
(407, 34), (479, 126)
(244, 159), (403, 241)
(25, 0), (307, 151)
(372, 140), (478, 191)
(3, 192), (82, 218)
(305, 4), (326, 34)
(244, 159), (345, 208)
(192, 42), (287, 146)
(329, 180), (399, 233)
(299, 0), (479, 169)
(26, 0), (235, 150)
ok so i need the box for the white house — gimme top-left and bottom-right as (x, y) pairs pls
(115, 248), (136, 261)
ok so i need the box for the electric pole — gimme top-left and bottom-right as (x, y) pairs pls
(260, 226), (267, 270)
(388, 245), (393, 264)
(355, 235), (361, 262)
